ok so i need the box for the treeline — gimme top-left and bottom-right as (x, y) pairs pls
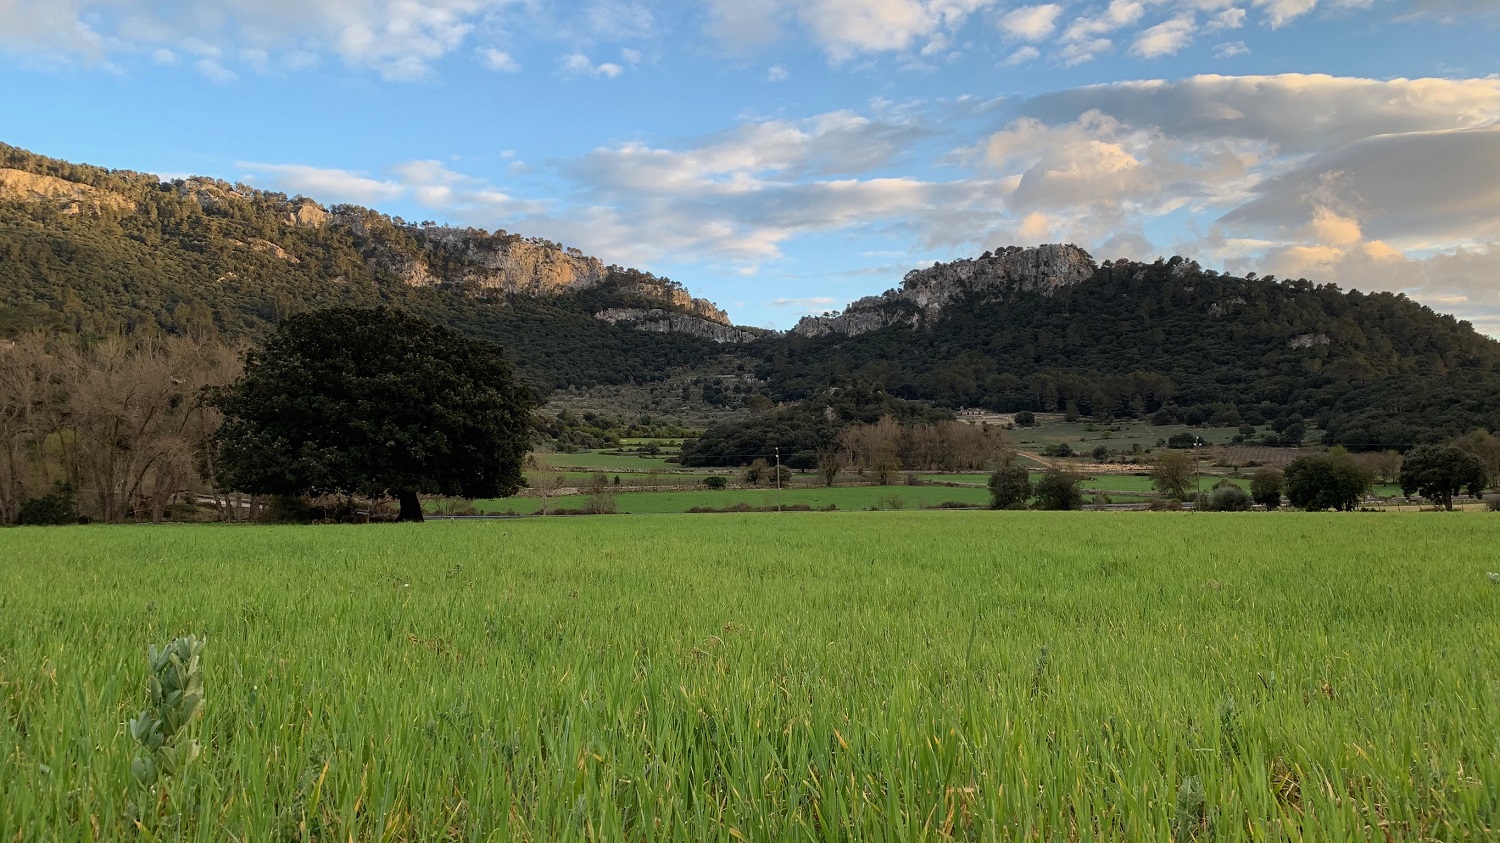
(836, 416), (1007, 481)
(755, 257), (1500, 448)
(0, 333), (239, 524)
(678, 384), (953, 469)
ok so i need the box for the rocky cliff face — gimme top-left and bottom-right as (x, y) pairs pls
(791, 244), (1097, 338)
(0, 144), (735, 335)
(324, 212), (734, 326)
(0, 168), (136, 214)
(595, 308), (763, 344)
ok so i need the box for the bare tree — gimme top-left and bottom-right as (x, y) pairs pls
(0, 334), (65, 524)
(67, 336), (240, 522)
(816, 448), (844, 487)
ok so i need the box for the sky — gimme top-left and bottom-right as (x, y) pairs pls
(1, 1), (1498, 333)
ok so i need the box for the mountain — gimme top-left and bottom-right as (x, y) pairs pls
(757, 247), (1500, 448)
(0, 143), (739, 391)
(5, 142), (1499, 448)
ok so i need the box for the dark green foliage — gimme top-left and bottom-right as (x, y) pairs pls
(1250, 468), (1284, 510)
(988, 464), (1033, 509)
(1041, 442), (1074, 458)
(752, 256), (1500, 448)
(1206, 483), (1252, 512)
(1398, 444), (1487, 510)
(1285, 453), (1372, 512)
(211, 306), (534, 521)
(1033, 470), (1083, 511)
(17, 481), (77, 525)
(702, 476), (728, 489)
(678, 384), (949, 468)
(1167, 433), (1200, 449)
(1013, 411), (1036, 427)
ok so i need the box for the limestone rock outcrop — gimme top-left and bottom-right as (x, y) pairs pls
(0, 168), (135, 214)
(595, 309), (763, 344)
(792, 244), (1097, 338)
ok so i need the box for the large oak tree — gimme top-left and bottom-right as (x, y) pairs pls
(211, 306), (533, 521)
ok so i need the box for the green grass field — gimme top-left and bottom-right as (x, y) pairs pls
(540, 451), (680, 471)
(4, 514), (1498, 840)
(482, 484), (991, 514)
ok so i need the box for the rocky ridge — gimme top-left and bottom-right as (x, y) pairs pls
(791, 244), (1097, 338)
(0, 168), (136, 214)
(595, 308), (763, 344)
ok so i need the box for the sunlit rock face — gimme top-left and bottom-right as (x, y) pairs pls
(791, 244), (1098, 338)
(594, 309), (763, 344)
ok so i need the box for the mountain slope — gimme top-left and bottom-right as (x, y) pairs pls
(757, 250), (1500, 447)
(0, 143), (736, 391)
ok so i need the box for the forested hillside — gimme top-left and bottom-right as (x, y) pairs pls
(756, 255), (1500, 448)
(6, 141), (1500, 449)
(0, 144), (724, 391)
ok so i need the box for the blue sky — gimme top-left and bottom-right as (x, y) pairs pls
(1, 0), (1497, 332)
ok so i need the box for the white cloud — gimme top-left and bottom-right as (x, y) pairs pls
(1058, 37), (1113, 65)
(1401, 0), (1500, 22)
(1003, 45), (1041, 65)
(1019, 74), (1500, 152)
(563, 52), (624, 78)
(477, 47), (519, 71)
(770, 296), (837, 310)
(0, 0), (523, 79)
(797, 0), (999, 61)
(1213, 40), (1249, 57)
(1253, 0), (1319, 28)
(1063, 0), (1146, 41)
(195, 56), (238, 82)
(977, 73), (1500, 326)
(1206, 7), (1247, 30)
(1130, 16), (1196, 58)
(235, 161), (406, 205)
(767, 64), (790, 81)
(998, 4), (1064, 41)
(1222, 127), (1500, 247)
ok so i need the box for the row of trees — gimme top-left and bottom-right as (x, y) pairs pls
(0, 333), (239, 524)
(834, 416), (1008, 483)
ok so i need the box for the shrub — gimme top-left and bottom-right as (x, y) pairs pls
(1033, 470), (1083, 511)
(988, 464), (1033, 509)
(1207, 484), (1252, 512)
(1014, 411), (1036, 427)
(1167, 433), (1199, 449)
(703, 476), (728, 490)
(17, 482), (77, 526)
(1250, 468), (1284, 509)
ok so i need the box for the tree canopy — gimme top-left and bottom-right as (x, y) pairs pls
(1284, 452), (1372, 512)
(211, 306), (534, 521)
(1398, 444), (1486, 510)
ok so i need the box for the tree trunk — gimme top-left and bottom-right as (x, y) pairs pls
(397, 490), (425, 523)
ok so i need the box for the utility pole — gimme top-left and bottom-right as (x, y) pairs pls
(1194, 436), (1202, 508)
(775, 446), (783, 512)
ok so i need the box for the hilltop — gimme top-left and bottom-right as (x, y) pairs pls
(0, 143), (744, 391)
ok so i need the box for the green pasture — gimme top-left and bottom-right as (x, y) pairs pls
(481, 484), (991, 514)
(4, 514), (1499, 840)
(538, 451), (680, 471)
(1010, 421), (1277, 452)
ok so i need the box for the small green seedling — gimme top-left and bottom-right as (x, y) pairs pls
(127, 635), (206, 786)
